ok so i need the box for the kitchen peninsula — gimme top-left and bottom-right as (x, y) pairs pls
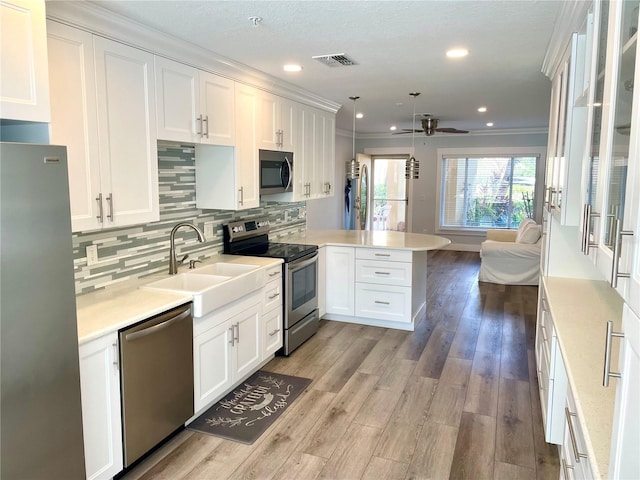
(283, 230), (451, 331)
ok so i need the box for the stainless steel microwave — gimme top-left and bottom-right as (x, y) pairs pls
(260, 149), (293, 195)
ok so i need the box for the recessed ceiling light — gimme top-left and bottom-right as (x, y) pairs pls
(356, 112), (364, 119)
(446, 48), (469, 58)
(477, 106), (487, 113)
(283, 64), (302, 72)
(486, 122), (494, 127)
(390, 125), (397, 131)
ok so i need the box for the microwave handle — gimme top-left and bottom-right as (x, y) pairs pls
(282, 156), (293, 191)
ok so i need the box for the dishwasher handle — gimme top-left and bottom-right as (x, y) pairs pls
(125, 308), (191, 342)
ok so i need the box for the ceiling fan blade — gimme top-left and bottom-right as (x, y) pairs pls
(393, 129), (424, 135)
(435, 127), (469, 134)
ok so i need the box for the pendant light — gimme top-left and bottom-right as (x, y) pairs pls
(406, 92), (420, 180)
(346, 96), (360, 179)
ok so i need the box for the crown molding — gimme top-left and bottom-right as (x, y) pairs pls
(541, 0), (591, 78)
(45, 1), (341, 114)
(355, 127), (548, 140)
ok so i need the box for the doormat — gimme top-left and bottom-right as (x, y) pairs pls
(187, 371), (312, 444)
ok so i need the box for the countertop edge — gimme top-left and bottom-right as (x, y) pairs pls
(542, 275), (624, 479)
(279, 229), (451, 250)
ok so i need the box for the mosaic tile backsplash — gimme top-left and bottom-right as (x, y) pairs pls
(73, 142), (307, 295)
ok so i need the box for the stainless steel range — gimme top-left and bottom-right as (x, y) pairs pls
(223, 219), (319, 355)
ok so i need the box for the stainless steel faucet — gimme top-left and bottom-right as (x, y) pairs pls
(169, 222), (206, 275)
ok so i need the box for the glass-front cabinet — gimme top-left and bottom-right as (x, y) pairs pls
(594, 0), (640, 297)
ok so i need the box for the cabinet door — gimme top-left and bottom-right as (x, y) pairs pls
(596, 0), (639, 288)
(325, 246), (355, 316)
(47, 21), (102, 232)
(609, 304), (640, 478)
(263, 307), (283, 358)
(234, 83), (259, 209)
(154, 56), (198, 143)
(256, 90), (280, 150)
(300, 105), (316, 199)
(78, 333), (123, 480)
(194, 320), (233, 414)
(0, 0), (50, 122)
(279, 97), (298, 153)
(200, 72), (235, 146)
(94, 37), (159, 227)
(233, 301), (261, 380)
(322, 111), (336, 197)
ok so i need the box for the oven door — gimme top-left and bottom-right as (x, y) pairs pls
(285, 252), (318, 328)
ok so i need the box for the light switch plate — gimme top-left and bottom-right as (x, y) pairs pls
(86, 245), (99, 266)
(204, 222), (214, 239)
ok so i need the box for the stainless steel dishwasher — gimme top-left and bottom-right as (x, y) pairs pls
(119, 303), (194, 467)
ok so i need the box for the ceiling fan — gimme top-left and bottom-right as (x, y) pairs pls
(396, 114), (470, 136)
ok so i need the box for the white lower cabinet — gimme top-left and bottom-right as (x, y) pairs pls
(535, 286), (568, 445)
(325, 246), (355, 316)
(355, 283), (411, 323)
(561, 385), (594, 479)
(262, 264), (283, 358)
(193, 291), (261, 414)
(78, 332), (123, 480)
(608, 304), (640, 478)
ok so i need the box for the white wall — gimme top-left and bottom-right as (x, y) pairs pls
(354, 131), (548, 249)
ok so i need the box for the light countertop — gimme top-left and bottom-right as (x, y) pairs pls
(76, 255), (282, 345)
(542, 276), (624, 479)
(279, 229), (451, 250)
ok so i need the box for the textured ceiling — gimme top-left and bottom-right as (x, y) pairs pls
(90, 0), (562, 135)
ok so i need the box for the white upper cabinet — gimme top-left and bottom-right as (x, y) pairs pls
(0, 0), (50, 122)
(594, 0), (640, 293)
(195, 82), (259, 211)
(256, 90), (297, 152)
(47, 21), (159, 232)
(155, 57), (235, 146)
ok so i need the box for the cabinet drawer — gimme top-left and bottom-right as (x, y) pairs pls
(265, 264), (282, 282)
(538, 347), (551, 429)
(264, 279), (282, 312)
(356, 259), (411, 286)
(356, 248), (412, 263)
(563, 387), (595, 478)
(263, 307), (282, 357)
(355, 283), (411, 323)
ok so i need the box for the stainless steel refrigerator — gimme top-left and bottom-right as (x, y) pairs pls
(1, 142), (86, 478)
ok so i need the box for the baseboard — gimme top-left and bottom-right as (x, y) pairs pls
(442, 243), (481, 252)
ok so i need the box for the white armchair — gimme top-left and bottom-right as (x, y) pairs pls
(479, 219), (542, 286)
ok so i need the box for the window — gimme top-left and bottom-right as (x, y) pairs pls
(439, 153), (539, 230)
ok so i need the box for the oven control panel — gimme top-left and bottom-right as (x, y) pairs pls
(224, 218), (270, 241)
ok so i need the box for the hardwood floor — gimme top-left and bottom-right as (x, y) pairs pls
(122, 250), (559, 480)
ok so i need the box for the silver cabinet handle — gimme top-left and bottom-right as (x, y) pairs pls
(603, 320), (624, 386)
(565, 407), (589, 463)
(583, 204), (600, 254)
(203, 115), (209, 138)
(197, 115), (203, 137)
(374, 300), (390, 305)
(125, 309), (191, 342)
(268, 270), (280, 277)
(581, 204), (588, 253)
(269, 328), (280, 337)
(562, 459), (574, 479)
(106, 193), (113, 221)
(229, 326), (235, 346)
(374, 271), (391, 275)
(234, 322), (239, 343)
(611, 218), (634, 288)
(374, 253), (391, 257)
(268, 293), (280, 300)
(238, 186), (244, 206)
(112, 342), (119, 371)
(96, 193), (104, 223)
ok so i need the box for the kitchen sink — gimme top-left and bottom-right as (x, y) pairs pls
(193, 263), (259, 276)
(142, 263), (265, 317)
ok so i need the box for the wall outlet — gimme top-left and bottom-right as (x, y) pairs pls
(86, 244), (99, 266)
(298, 207), (306, 219)
(204, 222), (214, 239)
(284, 210), (290, 222)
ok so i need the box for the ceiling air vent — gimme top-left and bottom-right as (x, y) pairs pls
(312, 53), (357, 67)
